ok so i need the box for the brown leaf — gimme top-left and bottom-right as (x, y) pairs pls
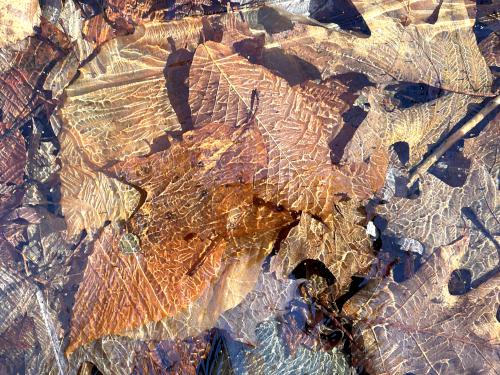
(271, 201), (374, 296)
(189, 41), (385, 217)
(0, 0), (40, 49)
(378, 115), (499, 282)
(344, 236), (500, 374)
(215, 270), (301, 344)
(58, 20), (205, 167)
(125, 229), (285, 342)
(272, 0), (492, 94)
(58, 128), (141, 238)
(80, 0), (170, 45)
(463, 112), (499, 181)
(341, 88), (483, 167)
(58, 19), (210, 236)
(67, 122), (293, 354)
(0, 123), (26, 215)
(0, 28), (67, 126)
(479, 32), (499, 70)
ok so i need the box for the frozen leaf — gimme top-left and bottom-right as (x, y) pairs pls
(226, 319), (352, 375)
(463, 112), (499, 183)
(58, 19), (216, 235)
(124, 229), (285, 342)
(67, 122), (293, 354)
(344, 237), (500, 374)
(0, 0), (40, 49)
(0, 123), (26, 215)
(59, 129), (141, 238)
(78, 0), (170, 45)
(0, 211), (74, 375)
(240, 0), (313, 17)
(0, 23), (69, 125)
(272, 0), (493, 94)
(57, 19), (206, 167)
(189, 41), (386, 217)
(271, 202), (374, 296)
(342, 88), (483, 167)
(378, 116), (499, 282)
(44, 47), (91, 99)
(216, 271), (301, 344)
(69, 334), (212, 375)
(479, 32), (499, 70)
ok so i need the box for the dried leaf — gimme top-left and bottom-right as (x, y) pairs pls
(271, 202), (374, 296)
(0, 0), (40, 49)
(68, 122), (293, 353)
(378, 115), (499, 281)
(342, 88), (483, 167)
(0, 123), (26, 215)
(69, 333), (211, 375)
(58, 19), (212, 235)
(463, 112), (499, 182)
(216, 271), (301, 344)
(479, 32), (500, 70)
(189, 41), (385, 217)
(124, 229), (284, 342)
(344, 237), (500, 374)
(0, 26), (68, 125)
(227, 319), (352, 375)
(59, 129), (140, 238)
(0, 219), (72, 375)
(58, 19), (205, 167)
(273, 0), (492, 94)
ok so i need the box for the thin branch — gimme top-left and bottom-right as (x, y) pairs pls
(36, 289), (68, 375)
(408, 95), (500, 186)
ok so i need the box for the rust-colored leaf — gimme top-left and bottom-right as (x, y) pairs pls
(67, 122), (293, 354)
(189, 41), (386, 218)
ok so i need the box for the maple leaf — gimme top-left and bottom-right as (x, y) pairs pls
(344, 236), (500, 374)
(0, 0), (40, 49)
(270, 0), (493, 95)
(270, 202), (374, 296)
(189, 41), (386, 217)
(67, 122), (293, 354)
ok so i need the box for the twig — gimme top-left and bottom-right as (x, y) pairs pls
(36, 289), (68, 375)
(408, 95), (500, 186)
